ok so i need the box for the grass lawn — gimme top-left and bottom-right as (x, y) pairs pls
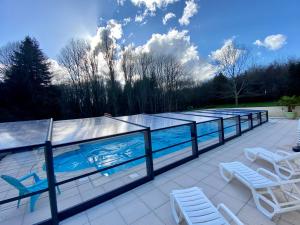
(197, 101), (279, 109)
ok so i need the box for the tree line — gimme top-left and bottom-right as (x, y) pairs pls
(0, 36), (299, 122)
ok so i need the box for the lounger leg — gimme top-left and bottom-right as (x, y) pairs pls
(244, 149), (257, 162)
(275, 165), (292, 180)
(170, 194), (182, 224)
(219, 165), (233, 182)
(30, 194), (40, 212)
(253, 191), (276, 219)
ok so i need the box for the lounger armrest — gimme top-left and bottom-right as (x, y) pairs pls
(276, 152), (300, 162)
(257, 168), (281, 182)
(19, 172), (39, 182)
(275, 150), (291, 157)
(217, 203), (244, 225)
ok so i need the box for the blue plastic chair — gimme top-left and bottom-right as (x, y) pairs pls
(1, 173), (61, 212)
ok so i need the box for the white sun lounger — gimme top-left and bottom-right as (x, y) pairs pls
(219, 161), (300, 218)
(170, 187), (244, 225)
(244, 147), (300, 179)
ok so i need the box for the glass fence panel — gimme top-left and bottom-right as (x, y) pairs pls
(197, 120), (221, 149)
(55, 160), (147, 212)
(0, 148), (51, 225)
(52, 132), (147, 212)
(261, 112), (267, 122)
(52, 132), (146, 183)
(151, 125), (191, 151)
(153, 142), (192, 170)
(151, 125), (193, 170)
(240, 115), (251, 131)
(223, 118), (238, 139)
(252, 113), (260, 126)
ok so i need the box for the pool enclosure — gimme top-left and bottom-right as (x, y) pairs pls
(218, 108), (268, 126)
(116, 114), (198, 174)
(0, 117), (152, 225)
(0, 109), (268, 225)
(197, 109), (253, 133)
(182, 111), (241, 140)
(0, 119), (54, 225)
(154, 113), (223, 152)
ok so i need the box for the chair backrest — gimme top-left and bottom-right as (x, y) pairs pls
(223, 162), (275, 188)
(1, 175), (28, 193)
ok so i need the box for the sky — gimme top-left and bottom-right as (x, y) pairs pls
(0, 0), (299, 80)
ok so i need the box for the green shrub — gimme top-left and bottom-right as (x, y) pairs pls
(278, 96), (300, 112)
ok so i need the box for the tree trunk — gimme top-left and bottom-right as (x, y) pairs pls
(235, 94), (239, 106)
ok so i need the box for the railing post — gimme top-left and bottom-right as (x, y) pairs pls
(249, 114), (253, 129)
(190, 122), (199, 157)
(44, 118), (59, 225)
(237, 116), (242, 136)
(258, 112), (262, 125)
(144, 128), (154, 180)
(45, 141), (59, 225)
(219, 118), (225, 144)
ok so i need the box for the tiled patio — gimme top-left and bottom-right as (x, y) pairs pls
(60, 118), (300, 225)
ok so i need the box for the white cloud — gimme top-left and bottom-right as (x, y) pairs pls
(90, 19), (123, 51)
(254, 34), (287, 51)
(107, 20), (123, 40)
(48, 59), (69, 84)
(135, 8), (153, 23)
(117, 0), (126, 6)
(135, 14), (145, 22)
(135, 29), (216, 80)
(210, 38), (244, 65)
(179, 0), (198, 26)
(131, 0), (179, 12)
(86, 20), (124, 79)
(132, 0), (178, 23)
(162, 12), (176, 25)
(123, 17), (131, 25)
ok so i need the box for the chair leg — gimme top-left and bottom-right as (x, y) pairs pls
(17, 198), (21, 208)
(244, 149), (257, 162)
(56, 185), (61, 195)
(30, 194), (41, 212)
(170, 194), (181, 224)
(253, 191), (276, 219)
(275, 165), (292, 180)
(219, 165), (233, 182)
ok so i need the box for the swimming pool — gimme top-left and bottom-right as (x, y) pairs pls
(52, 120), (240, 176)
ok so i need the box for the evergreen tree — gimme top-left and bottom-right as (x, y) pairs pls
(4, 36), (53, 119)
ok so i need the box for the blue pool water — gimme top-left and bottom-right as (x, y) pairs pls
(53, 120), (247, 176)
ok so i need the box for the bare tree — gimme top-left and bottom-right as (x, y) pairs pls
(121, 45), (136, 113)
(58, 39), (106, 116)
(134, 52), (154, 112)
(0, 42), (20, 78)
(133, 53), (188, 112)
(212, 40), (250, 105)
(95, 29), (119, 115)
(157, 55), (187, 111)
